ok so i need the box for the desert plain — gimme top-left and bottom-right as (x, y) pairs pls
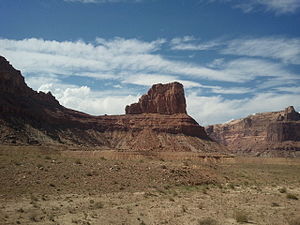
(0, 146), (299, 225)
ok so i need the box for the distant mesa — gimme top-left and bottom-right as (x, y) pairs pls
(205, 106), (300, 157)
(125, 82), (187, 115)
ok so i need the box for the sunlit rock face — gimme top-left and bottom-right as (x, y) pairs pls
(205, 106), (300, 156)
(125, 82), (187, 115)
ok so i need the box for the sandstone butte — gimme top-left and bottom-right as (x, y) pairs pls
(0, 56), (224, 153)
(205, 106), (300, 157)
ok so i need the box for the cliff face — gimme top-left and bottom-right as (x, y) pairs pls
(125, 82), (187, 115)
(0, 56), (223, 153)
(205, 107), (300, 156)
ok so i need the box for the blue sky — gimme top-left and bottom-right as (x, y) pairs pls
(0, 0), (300, 125)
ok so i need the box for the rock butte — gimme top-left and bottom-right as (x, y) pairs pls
(0, 56), (224, 153)
(205, 106), (300, 157)
(125, 82), (187, 115)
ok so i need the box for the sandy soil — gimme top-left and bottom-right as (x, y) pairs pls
(0, 146), (299, 225)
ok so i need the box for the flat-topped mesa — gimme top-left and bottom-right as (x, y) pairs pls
(125, 82), (187, 115)
(205, 106), (300, 156)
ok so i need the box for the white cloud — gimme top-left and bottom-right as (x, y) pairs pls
(170, 36), (221, 51)
(3, 37), (293, 84)
(210, 87), (252, 94)
(95, 37), (165, 54)
(33, 77), (139, 115)
(235, 0), (300, 15)
(256, 77), (297, 89)
(170, 36), (300, 65)
(123, 74), (202, 88)
(209, 0), (300, 15)
(222, 37), (300, 64)
(274, 86), (300, 94)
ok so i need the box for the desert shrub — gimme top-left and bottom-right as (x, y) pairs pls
(86, 172), (93, 176)
(94, 202), (104, 209)
(75, 159), (82, 165)
(278, 187), (287, 193)
(181, 205), (187, 213)
(234, 211), (249, 223)
(198, 217), (218, 225)
(14, 161), (22, 166)
(140, 221), (146, 225)
(287, 193), (298, 200)
(16, 208), (25, 213)
(29, 213), (41, 222)
(168, 197), (175, 202)
(289, 217), (300, 225)
(44, 155), (51, 160)
(161, 165), (167, 169)
(228, 183), (235, 189)
(271, 202), (280, 207)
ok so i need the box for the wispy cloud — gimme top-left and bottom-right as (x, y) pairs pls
(170, 36), (300, 65)
(222, 37), (300, 65)
(3, 37), (293, 85)
(170, 36), (221, 51)
(122, 74), (202, 88)
(208, 0), (300, 15)
(274, 86), (300, 94)
(235, 0), (300, 15)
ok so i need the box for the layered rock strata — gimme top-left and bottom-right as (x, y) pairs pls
(0, 56), (223, 152)
(125, 82), (187, 115)
(205, 106), (300, 156)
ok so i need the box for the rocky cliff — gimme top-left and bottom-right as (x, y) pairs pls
(205, 107), (300, 156)
(0, 56), (224, 153)
(125, 82), (187, 114)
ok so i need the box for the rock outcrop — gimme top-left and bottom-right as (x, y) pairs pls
(0, 56), (224, 153)
(205, 107), (300, 156)
(125, 82), (187, 115)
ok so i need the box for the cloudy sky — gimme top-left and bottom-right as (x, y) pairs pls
(1, 0), (300, 125)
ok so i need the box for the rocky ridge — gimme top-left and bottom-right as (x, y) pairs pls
(0, 56), (223, 152)
(205, 106), (300, 156)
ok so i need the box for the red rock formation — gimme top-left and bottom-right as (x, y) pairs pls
(0, 56), (223, 153)
(125, 82), (187, 114)
(205, 107), (300, 156)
